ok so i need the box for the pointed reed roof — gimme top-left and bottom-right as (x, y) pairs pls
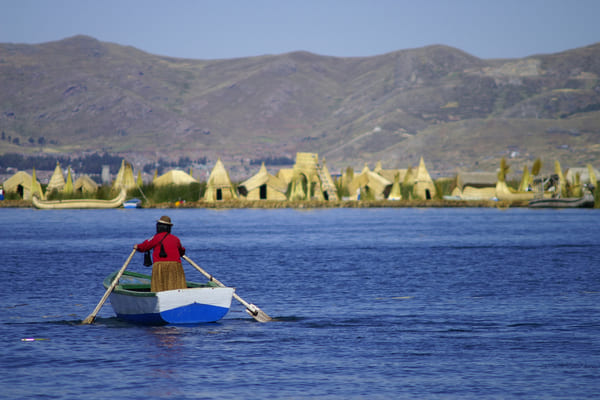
(31, 168), (44, 199)
(588, 164), (597, 184)
(554, 161), (567, 197)
(206, 159), (234, 188)
(518, 167), (531, 192)
(47, 162), (65, 192)
(414, 157), (433, 184)
(112, 160), (137, 190)
(63, 167), (74, 194)
(153, 169), (199, 187)
(388, 173), (402, 200)
(319, 158), (337, 193)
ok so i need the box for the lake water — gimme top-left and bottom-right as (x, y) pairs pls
(1, 207), (599, 399)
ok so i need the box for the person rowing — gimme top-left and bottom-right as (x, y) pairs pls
(134, 215), (186, 292)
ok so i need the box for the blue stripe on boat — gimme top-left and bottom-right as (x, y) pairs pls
(160, 303), (230, 324)
(116, 303), (230, 325)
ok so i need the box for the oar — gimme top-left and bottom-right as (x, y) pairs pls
(182, 255), (272, 322)
(81, 249), (137, 324)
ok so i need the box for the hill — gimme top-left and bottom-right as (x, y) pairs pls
(1, 35), (599, 176)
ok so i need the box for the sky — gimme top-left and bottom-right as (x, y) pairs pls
(1, 0), (599, 60)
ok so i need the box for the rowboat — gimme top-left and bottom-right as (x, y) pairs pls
(123, 197), (142, 208)
(103, 270), (235, 325)
(32, 189), (126, 209)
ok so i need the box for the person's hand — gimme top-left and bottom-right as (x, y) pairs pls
(133, 244), (138, 250)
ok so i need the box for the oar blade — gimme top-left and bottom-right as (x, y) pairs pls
(245, 303), (272, 322)
(247, 308), (272, 323)
(81, 315), (95, 325)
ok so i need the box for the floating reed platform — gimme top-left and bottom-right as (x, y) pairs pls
(153, 199), (524, 209)
(0, 198), (535, 209)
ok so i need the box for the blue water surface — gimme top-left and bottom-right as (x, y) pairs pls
(1, 207), (599, 399)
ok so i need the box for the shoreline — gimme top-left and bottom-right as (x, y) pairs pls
(0, 199), (526, 209)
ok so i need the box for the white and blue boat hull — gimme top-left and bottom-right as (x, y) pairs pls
(104, 271), (234, 325)
(109, 287), (234, 324)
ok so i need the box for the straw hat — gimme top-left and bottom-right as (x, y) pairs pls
(157, 215), (173, 225)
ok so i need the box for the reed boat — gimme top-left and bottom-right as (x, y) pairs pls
(103, 270), (234, 325)
(32, 189), (126, 209)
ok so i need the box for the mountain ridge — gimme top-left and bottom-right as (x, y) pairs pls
(1, 35), (599, 175)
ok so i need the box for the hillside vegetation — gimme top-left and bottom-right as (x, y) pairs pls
(1, 35), (599, 175)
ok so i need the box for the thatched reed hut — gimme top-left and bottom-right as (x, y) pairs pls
(285, 152), (337, 201)
(74, 175), (98, 194)
(203, 159), (237, 202)
(3, 170), (44, 200)
(413, 157), (436, 200)
(238, 163), (288, 200)
(348, 164), (392, 200)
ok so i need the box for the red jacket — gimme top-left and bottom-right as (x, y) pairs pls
(136, 232), (185, 263)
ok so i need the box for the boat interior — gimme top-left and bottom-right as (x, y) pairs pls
(118, 281), (219, 293)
